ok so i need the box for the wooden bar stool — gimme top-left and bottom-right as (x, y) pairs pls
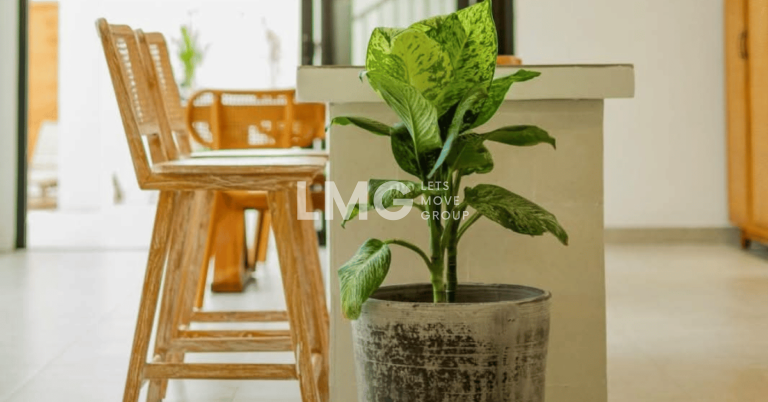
(141, 30), (325, 302)
(185, 88), (326, 297)
(97, 19), (329, 402)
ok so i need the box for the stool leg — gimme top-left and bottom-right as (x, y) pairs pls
(268, 187), (320, 402)
(293, 188), (330, 402)
(195, 192), (222, 309)
(146, 191), (195, 402)
(164, 191), (216, 370)
(301, 218), (329, 401)
(123, 191), (177, 402)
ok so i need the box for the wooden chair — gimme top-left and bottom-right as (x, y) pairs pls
(185, 88), (326, 299)
(97, 19), (329, 402)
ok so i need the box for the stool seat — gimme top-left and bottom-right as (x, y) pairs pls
(191, 148), (328, 159)
(152, 155), (327, 176)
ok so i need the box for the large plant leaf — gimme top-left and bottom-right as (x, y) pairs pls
(428, 86), (488, 177)
(339, 239), (392, 319)
(365, 28), (407, 82)
(368, 179), (423, 209)
(435, 0), (498, 114)
(366, 28), (454, 106)
(331, 116), (394, 137)
(409, 13), (466, 70)
(482, 125), (556, 148)
(448, 133), (494, 175)
(464, 184), (568, 245)
(469, 70), (541, 129)
(390, 124), (422, 177)
(366, 72), (442, 161)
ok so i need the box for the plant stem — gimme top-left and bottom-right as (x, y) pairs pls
(385, 239), (431, 268)
(427, 193), (445, 303)
(444, 171), (463, 302)
(453, 173), (462, 198)
(445, 200), (465, 303)
(446, 235), (458, 302)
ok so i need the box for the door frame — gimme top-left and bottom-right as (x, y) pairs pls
(16, 0), (28, 249)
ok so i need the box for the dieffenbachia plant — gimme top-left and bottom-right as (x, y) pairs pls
(332, 0), (568, 319)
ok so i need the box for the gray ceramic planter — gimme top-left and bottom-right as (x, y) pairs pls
(351, 283), (551, 402)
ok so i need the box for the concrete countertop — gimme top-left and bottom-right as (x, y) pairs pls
(296, 64), (635, 103)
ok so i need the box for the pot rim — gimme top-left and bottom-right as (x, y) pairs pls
(367, 282), (551, 306)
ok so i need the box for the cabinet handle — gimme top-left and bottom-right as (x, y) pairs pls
(740, 30), (748, 59)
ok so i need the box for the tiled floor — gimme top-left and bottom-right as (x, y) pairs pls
(0, 242), (767, 401)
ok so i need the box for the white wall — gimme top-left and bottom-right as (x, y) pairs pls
(517, 0), (728, 228)
(0, 0), (19, 252)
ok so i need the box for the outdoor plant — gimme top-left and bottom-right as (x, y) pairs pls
(333, 0), (568, 319)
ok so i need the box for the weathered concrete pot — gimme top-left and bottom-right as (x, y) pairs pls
(351, 283), (551, 402)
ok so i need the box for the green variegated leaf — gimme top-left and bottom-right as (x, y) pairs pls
(331, 116), (394, 137)
(483, 125), (556, 148)
(448, 133), (494, 175)
(464, 184), (568, 245)
(428, 86), (488, 177)
(390, 124), (422, 177)
(365, 28), (407, 82)
(339, 239), (392, 319)
(470, 70), (541, 128)
(368, 179), (423, 209)
(409, 13), (466, 68)
(435, 0), (497, 114)
(390, 29), (454, 103)
(367, 28), (454, 106)
(366, 72), (442, 160)
(341, 203), (373, 228)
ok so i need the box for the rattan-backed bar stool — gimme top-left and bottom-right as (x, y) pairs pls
(139, 31), (326, 305)
(97, 19), (329, 402)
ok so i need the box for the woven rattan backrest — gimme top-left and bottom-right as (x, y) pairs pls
(97, 18), (175, 183)
(139, 31), (193, 156)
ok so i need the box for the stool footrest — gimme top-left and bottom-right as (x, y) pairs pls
(180, 329), (290, 338)
(143, 363), (297, 380)
(170, 336), (293, 352)
(191, 310), (288, 322)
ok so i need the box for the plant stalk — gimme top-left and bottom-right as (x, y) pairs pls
(446, 239), (458, 302)
(427, 193), (445, 302)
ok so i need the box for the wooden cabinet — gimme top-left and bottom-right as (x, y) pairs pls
(726, 0), (768, 247)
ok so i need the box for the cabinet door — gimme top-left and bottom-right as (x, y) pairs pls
(749, 0), (768, 228)
(727, 0), (750, 226)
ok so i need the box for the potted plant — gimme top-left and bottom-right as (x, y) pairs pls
(175, 22), (206, 99)
(331, 1), (568, 401)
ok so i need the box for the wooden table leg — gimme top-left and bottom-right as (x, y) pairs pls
(123, 191), (177, 402)
(194, 192), (222, 309)
(268, 187), (320, 402)
(255, 209), (271, 265)
(211, 193), (250, 292)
